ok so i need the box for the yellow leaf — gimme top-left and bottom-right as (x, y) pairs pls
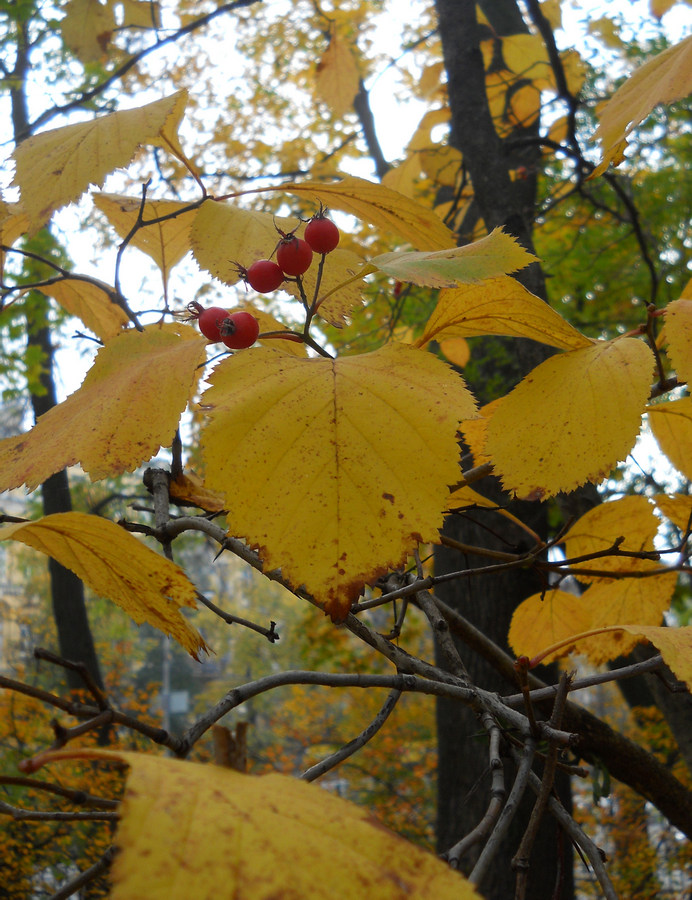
(287, 248), (366, 327)
(438, 337), (470, 368)
(530, 624), (692, 680)
(540, 0), (562, 30)
(486, 338), (655, 499)
(37, 279), (130, 341)
(120, 0), (161, 28)
(509, 589), (592, 660)
(0, 201), (29, 276)
(563, 495), (661, 583)
(406, 108), (451, 153)
(274, 176), (455, 250)
(13, 91), (188, 231)
(370, 229), (537, 288)
(93, 193), (197, 284)
(663, 298), (692, 386)
(0, 514), (205, 658)
(587, 16), (625, 50)
(190, 201), (295, 285)
(591, 35), (692, 176)
(460, 399), (499, 467)
(190, 202), (365, 325)
(419, 61), (446, 98)
(619, 625), (692, 688)
(315, 30), (361, 117)
(573, 573), (676, 664)
(500, 33), (555, 91)
(560, 49), (587, 97)
(416, 275), (592, 350)
(381, 154), (423, 199)
(419, 144), (464, 186)
(32, 749), (480, 900)
(201, 344), (477, 620)
(647, 396), (692, 480)
(445, 484), (540, 539)
(653, 492), (692, 533)
(169, 472), (225, 513)
(650, 0), (682, 19)
(60, 0), (114, 62)
(0, 324), (207, 490)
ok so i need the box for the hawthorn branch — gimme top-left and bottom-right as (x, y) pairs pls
(301, 687), (402, 782)
(0, 775), (118, 810)
(512, 672), (572, 900)
(519, 760), (617, 900)
(469, 737), (536, 889)
(0, 798), (117, 823)
(48, 846), (117, 900)
(433, 594), (692, 838)
(442, 712), (505, 868)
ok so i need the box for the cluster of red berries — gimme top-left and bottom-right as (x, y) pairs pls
(187, 303), (261, 349)
(187, 211), (340, 349)
(243, 213), (340, 294)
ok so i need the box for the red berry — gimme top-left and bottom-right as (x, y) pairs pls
(304, 216), (340, 254)
(195, 306), (230, 342)
(220, 311), (260, 349)
(245, 259), (284, 293)
(276, 236), (313, 276)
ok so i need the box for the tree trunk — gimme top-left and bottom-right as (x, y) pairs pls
(432, 1), (573, 896)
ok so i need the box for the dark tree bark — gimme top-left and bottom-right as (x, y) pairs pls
(432, 1), (571, 896)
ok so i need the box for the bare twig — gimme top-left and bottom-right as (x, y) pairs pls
(0, 775), (118, 809)
(513, 672), (572, 900)
(48, 846), (117, 900)
(301, 688), (402, 782)
(196, 592), (279, 642)
(179, 670), (478, 755)
(443, 712), (506, 868)
(34, 648), (108, 709)
(521, 762), (617, 900)
(469, 737), (537, 889)
(0, 798), (117, 823)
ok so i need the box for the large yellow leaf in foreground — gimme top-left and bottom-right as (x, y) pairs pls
(13, 91), (188, 230)
(0, 324), (207, 490)
(591, 34), (692, 176)
(0, 514), (205, 658)
(648, 396), (692, 481)
(31, 749), (479, 900)
(486, 338), (654, 499)
(201, 344), (477, 619)
(416, 275), (592, 351)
